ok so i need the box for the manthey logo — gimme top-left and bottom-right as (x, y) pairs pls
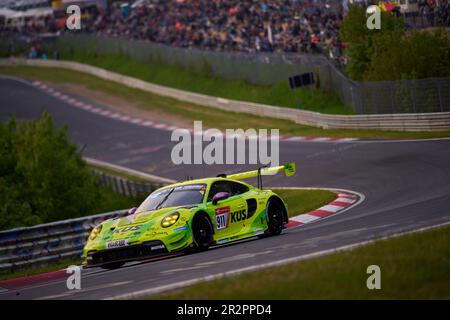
(170, 121), (280, 167)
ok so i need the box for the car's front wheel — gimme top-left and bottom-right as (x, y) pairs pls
(192, 213), (213, 251)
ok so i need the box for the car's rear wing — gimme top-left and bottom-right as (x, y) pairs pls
(225, 162), (296, 181)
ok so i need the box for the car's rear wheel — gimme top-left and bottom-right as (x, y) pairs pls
(192, 213), (213, 251)
(101, 261), (125, 270)
(266, 199), (285, 236)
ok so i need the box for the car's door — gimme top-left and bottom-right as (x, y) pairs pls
(207, 180), (248, 239)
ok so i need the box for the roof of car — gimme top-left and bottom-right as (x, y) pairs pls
(155, 177), (253, 192)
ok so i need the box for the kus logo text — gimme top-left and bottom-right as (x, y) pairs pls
(231, 209), (248, 223)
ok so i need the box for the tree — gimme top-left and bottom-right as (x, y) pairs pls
(365, 29), (450, 80)
(339, 6), (404, 80)
(0, 113), (101, 230)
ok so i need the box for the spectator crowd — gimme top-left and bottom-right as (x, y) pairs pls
(86, 0), (344, 57)
(2, 0), (449, 62)
(1, 0), (346, 60)
(417, 0), (450, 27)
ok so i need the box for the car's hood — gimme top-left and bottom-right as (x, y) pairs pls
(92, 205), (197, 242)
(124, 207), (179, 225)
(107, 205), (197, 228)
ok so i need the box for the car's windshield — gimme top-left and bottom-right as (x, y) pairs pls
(135, 184), (207, 213)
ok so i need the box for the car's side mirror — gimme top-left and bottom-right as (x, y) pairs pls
(212, 192), (230, 205)
(127, 207), (137, 215)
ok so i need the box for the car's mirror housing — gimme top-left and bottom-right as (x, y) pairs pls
(212, 192), (230, 205)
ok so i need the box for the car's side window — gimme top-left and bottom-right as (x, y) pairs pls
(229, 181), (249, 196)
(207, 181), (249, 202)
(207, 181), (232, 202)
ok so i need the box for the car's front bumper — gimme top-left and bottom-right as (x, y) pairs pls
(83, 226), (193, 267)
(84, 240), (172, 268)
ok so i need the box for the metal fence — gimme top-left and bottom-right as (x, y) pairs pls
(0, 209), (128, 273)
(45, 34), (331, 87)
(3, 34), (450, 114)
(92, 169), (166, 198)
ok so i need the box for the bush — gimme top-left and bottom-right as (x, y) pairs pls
(340, 7), (450, 81)
(365, 29), (450, 80)
(0, 113), (117, 230)
(339, 6), (404, 80)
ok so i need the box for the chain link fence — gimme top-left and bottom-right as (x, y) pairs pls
(3, 34), (449, 115)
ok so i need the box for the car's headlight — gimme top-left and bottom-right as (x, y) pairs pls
(89, 225), (103, 241)
(161, 212), (180, 228)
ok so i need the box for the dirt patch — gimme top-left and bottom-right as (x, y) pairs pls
(47, 82), (190, 128)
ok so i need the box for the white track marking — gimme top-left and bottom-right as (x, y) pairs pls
(318, 204), (345, 212)
(291, 214), (320, 224)
(335, 197), (356, 204)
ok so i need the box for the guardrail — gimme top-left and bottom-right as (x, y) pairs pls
(0, 209), (129, 274)
(1, 58), (450, 131)
(93, 169), (165, 198)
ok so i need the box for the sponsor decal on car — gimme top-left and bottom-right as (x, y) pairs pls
(215, 206), (230, 230)
(106, 239), (129, 249)
(231, 208), (247, 223)
(113, 225), (142, 234)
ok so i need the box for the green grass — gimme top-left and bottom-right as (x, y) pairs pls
(272, 189), (336, 217)
(61, 52), (353, 115)
(0, 259), (80, 281)
(154, 225), (450, 299)
(2, 65), (450, 139)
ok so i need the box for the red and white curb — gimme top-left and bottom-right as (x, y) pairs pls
(287, 190), (361, 229)
(31, 81), (358, 143)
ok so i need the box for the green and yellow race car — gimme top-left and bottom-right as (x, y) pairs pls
(83, 162), (295, 269)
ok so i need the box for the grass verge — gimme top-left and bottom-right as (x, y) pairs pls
(1, 66), (450, 139)
(153, 225), (450, 299)
(60, 52), (353, 115)
(272, 189), (336, 217)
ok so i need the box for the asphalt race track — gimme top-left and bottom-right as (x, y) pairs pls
(1, 76), (450, 299)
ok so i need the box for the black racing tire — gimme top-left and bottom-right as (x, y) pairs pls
(191, 213), (214, 251)
(265, 199), (285, 236)
(101, 261), (125, 270)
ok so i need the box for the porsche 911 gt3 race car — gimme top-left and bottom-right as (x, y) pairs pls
(83, 162), (295, 269)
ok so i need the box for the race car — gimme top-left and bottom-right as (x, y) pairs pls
(83, 162), (296, 269)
